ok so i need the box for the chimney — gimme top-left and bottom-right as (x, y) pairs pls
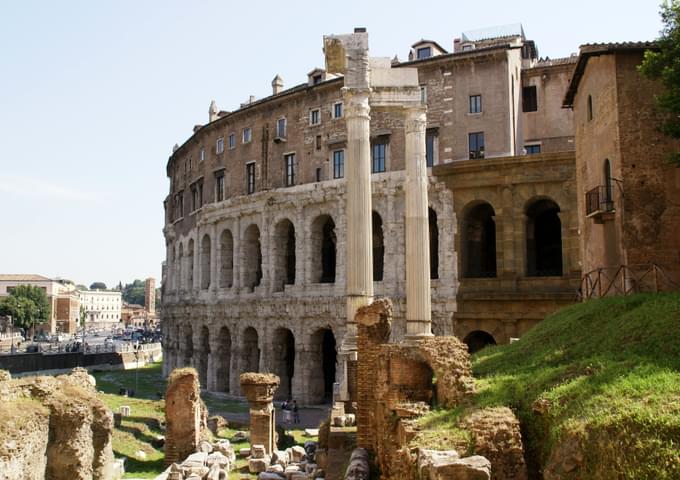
(209, 100), (218, 122)
(272, 74), (284, 95)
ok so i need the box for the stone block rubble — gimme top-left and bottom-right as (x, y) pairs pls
(154, 439), (236, 480)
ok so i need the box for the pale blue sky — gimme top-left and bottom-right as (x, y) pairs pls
(0, 0), (663, 288)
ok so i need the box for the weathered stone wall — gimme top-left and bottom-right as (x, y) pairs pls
(164, 368), (206, 466)
(0, 368), (115, 480)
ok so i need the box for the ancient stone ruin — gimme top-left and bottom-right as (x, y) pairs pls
(0, 368), (116, 480)
(164, 367), (208, 466)
(240, 372), (279, 456)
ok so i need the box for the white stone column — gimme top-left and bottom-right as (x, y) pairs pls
(404, 106), (433, 339)
(343, 87), (374, 351)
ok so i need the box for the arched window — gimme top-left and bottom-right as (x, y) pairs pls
(216, 327), (231, 393)
(243, 224), (262, 291)
(187, 239), (195, 290)
(200, 234), (211, 290)
(312, 215), (336, 283)
(198, 326), (210, 387)
(273, 219), (296, 292)
(271, 328), (295, 400)
(429, 208), (439, 279)
(219, 230), (234, 288)
(178, 244), (184, 291)
(462, 203), (497, 278)
(241, 327), (260, 374)
(526, 199), (563, 277)
(372, 211), (384, 282)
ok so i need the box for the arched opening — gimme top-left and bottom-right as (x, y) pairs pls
(198, 326), (209, 388)
(216, 327), (231, 393)
(603, 159), (613, 205)
(170, 245), (177, 292)
(178, 244), (184, 291)
(273, 219), (296, 292)
(429, 207), (439, 279)
(187, 239), (195, 290)
(312, 215), (336, 283)
(200, 234), (211, 290)
(182, 324), (193, 368)
(463, 330), (497, 354)
(272, 328), (295, 400)
(526, 199), (563, 277)
(309, 328), (337, 404)
(372, 211), (384, 281)
(241, 327), (260, 374)
(462, 203), (497, 278)
(219, 229), (234, 288)
(243, 224), (263, 291)
(172, 324), (181, 372)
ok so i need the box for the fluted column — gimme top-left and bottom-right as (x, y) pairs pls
(343, 87), (374, 351)
(404, 106), (433, 339)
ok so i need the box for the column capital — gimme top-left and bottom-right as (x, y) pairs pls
(404, 106), (427, 134)
(343, 88), (371, 119)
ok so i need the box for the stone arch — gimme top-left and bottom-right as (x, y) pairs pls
(526, 198), (563, 277)
(216, 326), (232, 393)
(272, 218), (296, 292)
(178, 243), (184, 291)
(219, 229), (234, 288)
(200, 234), (211, 290)
(372, 211), (384, 281)
(187, 239), (195, 290)
(463, 330), (497, 354)
(241, 326), (260, 374)
(198, 326), (210, 388)
(243, 224), (263, 291)
(462, 202), (497, 278)
(182, 324), (193, 367)
(271, 327), (295, 400)
(311, 214), (336, 283)
(308, 328), (337, 404)
(429, 207), (439, 280)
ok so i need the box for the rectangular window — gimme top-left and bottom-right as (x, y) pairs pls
(468, 132), (485, 159)
(372, 142), (386, 173)
(469, 94), (482, 114)
(284, 153), (296, 186)
(228, 133), (236, 149)
(310, 108), (320, 126)
(525, 144), (541, 155)
(313, 74), (322, 85)
(216, 137), (224, 154)
(522, 86), (538, 112)
(420, 85), (427, 104)
(246, 163), (255, 194)
(243, 128), (252, 143)
(315, 135), (322, 150)
(333, 102), (343, 119)
(191, 185), (198, 211)
(199, 147), (205, 162)
(215, 172), (225, 202)
(198, 181), (203, 207)
(277, 118), (286, 138)
(417, 46), (432, 59)
(426, 130), (438, 167)
(316, 167), (322, 182)
(333, 150), (345, 179)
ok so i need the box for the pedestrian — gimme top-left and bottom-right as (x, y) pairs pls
(281, 400), (291, 424)
(292, 400), (300, 424)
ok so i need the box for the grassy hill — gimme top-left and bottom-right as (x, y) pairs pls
(470, 292), (680, 478)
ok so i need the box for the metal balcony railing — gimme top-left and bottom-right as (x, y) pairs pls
(585, 186), (614, 216)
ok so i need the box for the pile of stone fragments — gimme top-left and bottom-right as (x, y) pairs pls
(155, 438), (235, 480)
(244, 439), (322, 479)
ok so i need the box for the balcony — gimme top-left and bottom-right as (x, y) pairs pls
(585, 186), (614, 221)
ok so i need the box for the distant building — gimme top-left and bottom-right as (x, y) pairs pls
(78, 289), (122, 330)
(0, 274), (80, 334)
(121, 302), (147, 328)
(144, 278), (156, 316)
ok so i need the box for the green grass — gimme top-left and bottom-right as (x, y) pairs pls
(426, 293), (680, 478)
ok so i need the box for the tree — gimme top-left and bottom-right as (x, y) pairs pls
(122, 280), (146, 306)
(0, 285), (51, 330)
(90, 282), (107, 290)
(639, 0), (680, 164)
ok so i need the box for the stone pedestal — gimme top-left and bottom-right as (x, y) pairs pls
(165, 368), (203, 466)
(240, 372), (280, 455)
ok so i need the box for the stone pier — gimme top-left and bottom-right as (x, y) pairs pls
(240, 372), (280, 455)
(164, 368), (204, 466)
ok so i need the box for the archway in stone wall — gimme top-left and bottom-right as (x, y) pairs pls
(241, 327), (260, 374)
(201, 234), (211, 290)
(372, 211), (384, 281)
(462, 203), (497, 278)
(526, 199), (563, 277)
(173, 324), (181, 371)
(170, 245), (177, 292)
(272, 327), (295, 400)
(308, 328), (337, 404)
(429, 207), (440, 279)
(243, 224), (263, 291)
(198, 326), (210, 388)
(187, 239), (195, 290)
(219, 229), (234, 288)
(178, 244), (184, 291)
(463, 330), (497, 354)
(273, 219), (296, 292)
(312, 215), (336, 283)
(216, 326), (231, 393)
(183, 324), (194, 367)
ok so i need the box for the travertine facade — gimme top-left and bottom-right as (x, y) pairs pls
(162, 25), (581, 402)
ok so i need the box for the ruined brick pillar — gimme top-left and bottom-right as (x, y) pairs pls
(240, 372), (280, 455)
(356, 298), (392, 450)
(165, 368), (203, 466)
(404, 106), (433, 339)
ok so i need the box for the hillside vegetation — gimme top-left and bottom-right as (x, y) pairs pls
(473, 292), (680, 478)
